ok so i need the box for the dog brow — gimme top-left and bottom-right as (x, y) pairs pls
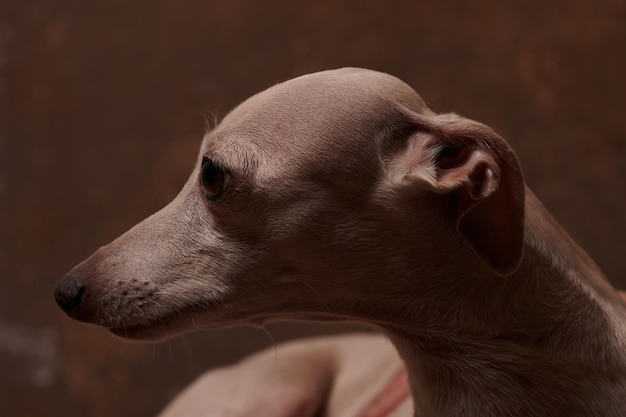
(203, 135), (259, 182)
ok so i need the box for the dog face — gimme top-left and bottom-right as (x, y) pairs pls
(54, 68), (524, 341)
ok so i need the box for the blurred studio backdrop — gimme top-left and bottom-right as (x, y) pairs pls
(1, 1), (625, 416)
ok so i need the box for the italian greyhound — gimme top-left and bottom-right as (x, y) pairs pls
(54, 68), (626, 416)
(158, 333), (411, 417)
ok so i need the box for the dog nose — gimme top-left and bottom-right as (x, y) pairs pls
(54, 274), (86, 313)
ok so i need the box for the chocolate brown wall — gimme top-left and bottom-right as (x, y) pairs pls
(1, 1), (625, 416)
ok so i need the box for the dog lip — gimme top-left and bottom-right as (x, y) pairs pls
(107, 313), (184, 341)
(108, 316), (192, 341)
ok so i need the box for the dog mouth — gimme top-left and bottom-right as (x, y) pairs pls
(106, 302), (240, 342)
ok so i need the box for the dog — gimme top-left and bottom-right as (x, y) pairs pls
(157, 333), (411, 417)
(54, 68), (626, 416)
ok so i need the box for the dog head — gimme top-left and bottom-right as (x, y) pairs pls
(54, 68), (524, 341)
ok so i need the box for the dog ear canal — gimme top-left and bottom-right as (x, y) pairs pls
(426, 114), (526, 276)
(432, 144), (464, 168)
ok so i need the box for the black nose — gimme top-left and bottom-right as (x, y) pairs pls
(54, 274), (85, 313)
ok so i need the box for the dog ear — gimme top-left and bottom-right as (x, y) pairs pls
(392, 113), (525, 275)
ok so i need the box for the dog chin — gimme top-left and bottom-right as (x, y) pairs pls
(108, 314), (195, 342)
(106, 308), (233, 342)
(109, 323), (180, 342)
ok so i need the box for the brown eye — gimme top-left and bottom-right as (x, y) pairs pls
(200, 157), (229, 201)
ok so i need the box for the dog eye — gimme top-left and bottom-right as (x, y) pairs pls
(200, 157), (229, 201)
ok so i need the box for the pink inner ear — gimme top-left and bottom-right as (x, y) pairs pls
(436, 148), (500, 199)
(434, 144), (467, 169)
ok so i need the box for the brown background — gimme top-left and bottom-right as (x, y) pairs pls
(1, 1), (625, 416)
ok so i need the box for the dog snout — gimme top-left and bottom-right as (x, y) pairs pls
(54, 274), (86, 315)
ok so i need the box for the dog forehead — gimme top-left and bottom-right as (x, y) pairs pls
(201, 68), (428, 180)
(222, 68), (426, 129)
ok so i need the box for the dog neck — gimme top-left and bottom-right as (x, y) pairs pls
(383, 190), (626, 416)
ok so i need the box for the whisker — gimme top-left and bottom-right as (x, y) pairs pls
(167, 339), (173, 360)
(301, 281), (331, 314)
(180, 335), (194, 361)
(196, 107), (220, 133)
(260, 325), (279, 366)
